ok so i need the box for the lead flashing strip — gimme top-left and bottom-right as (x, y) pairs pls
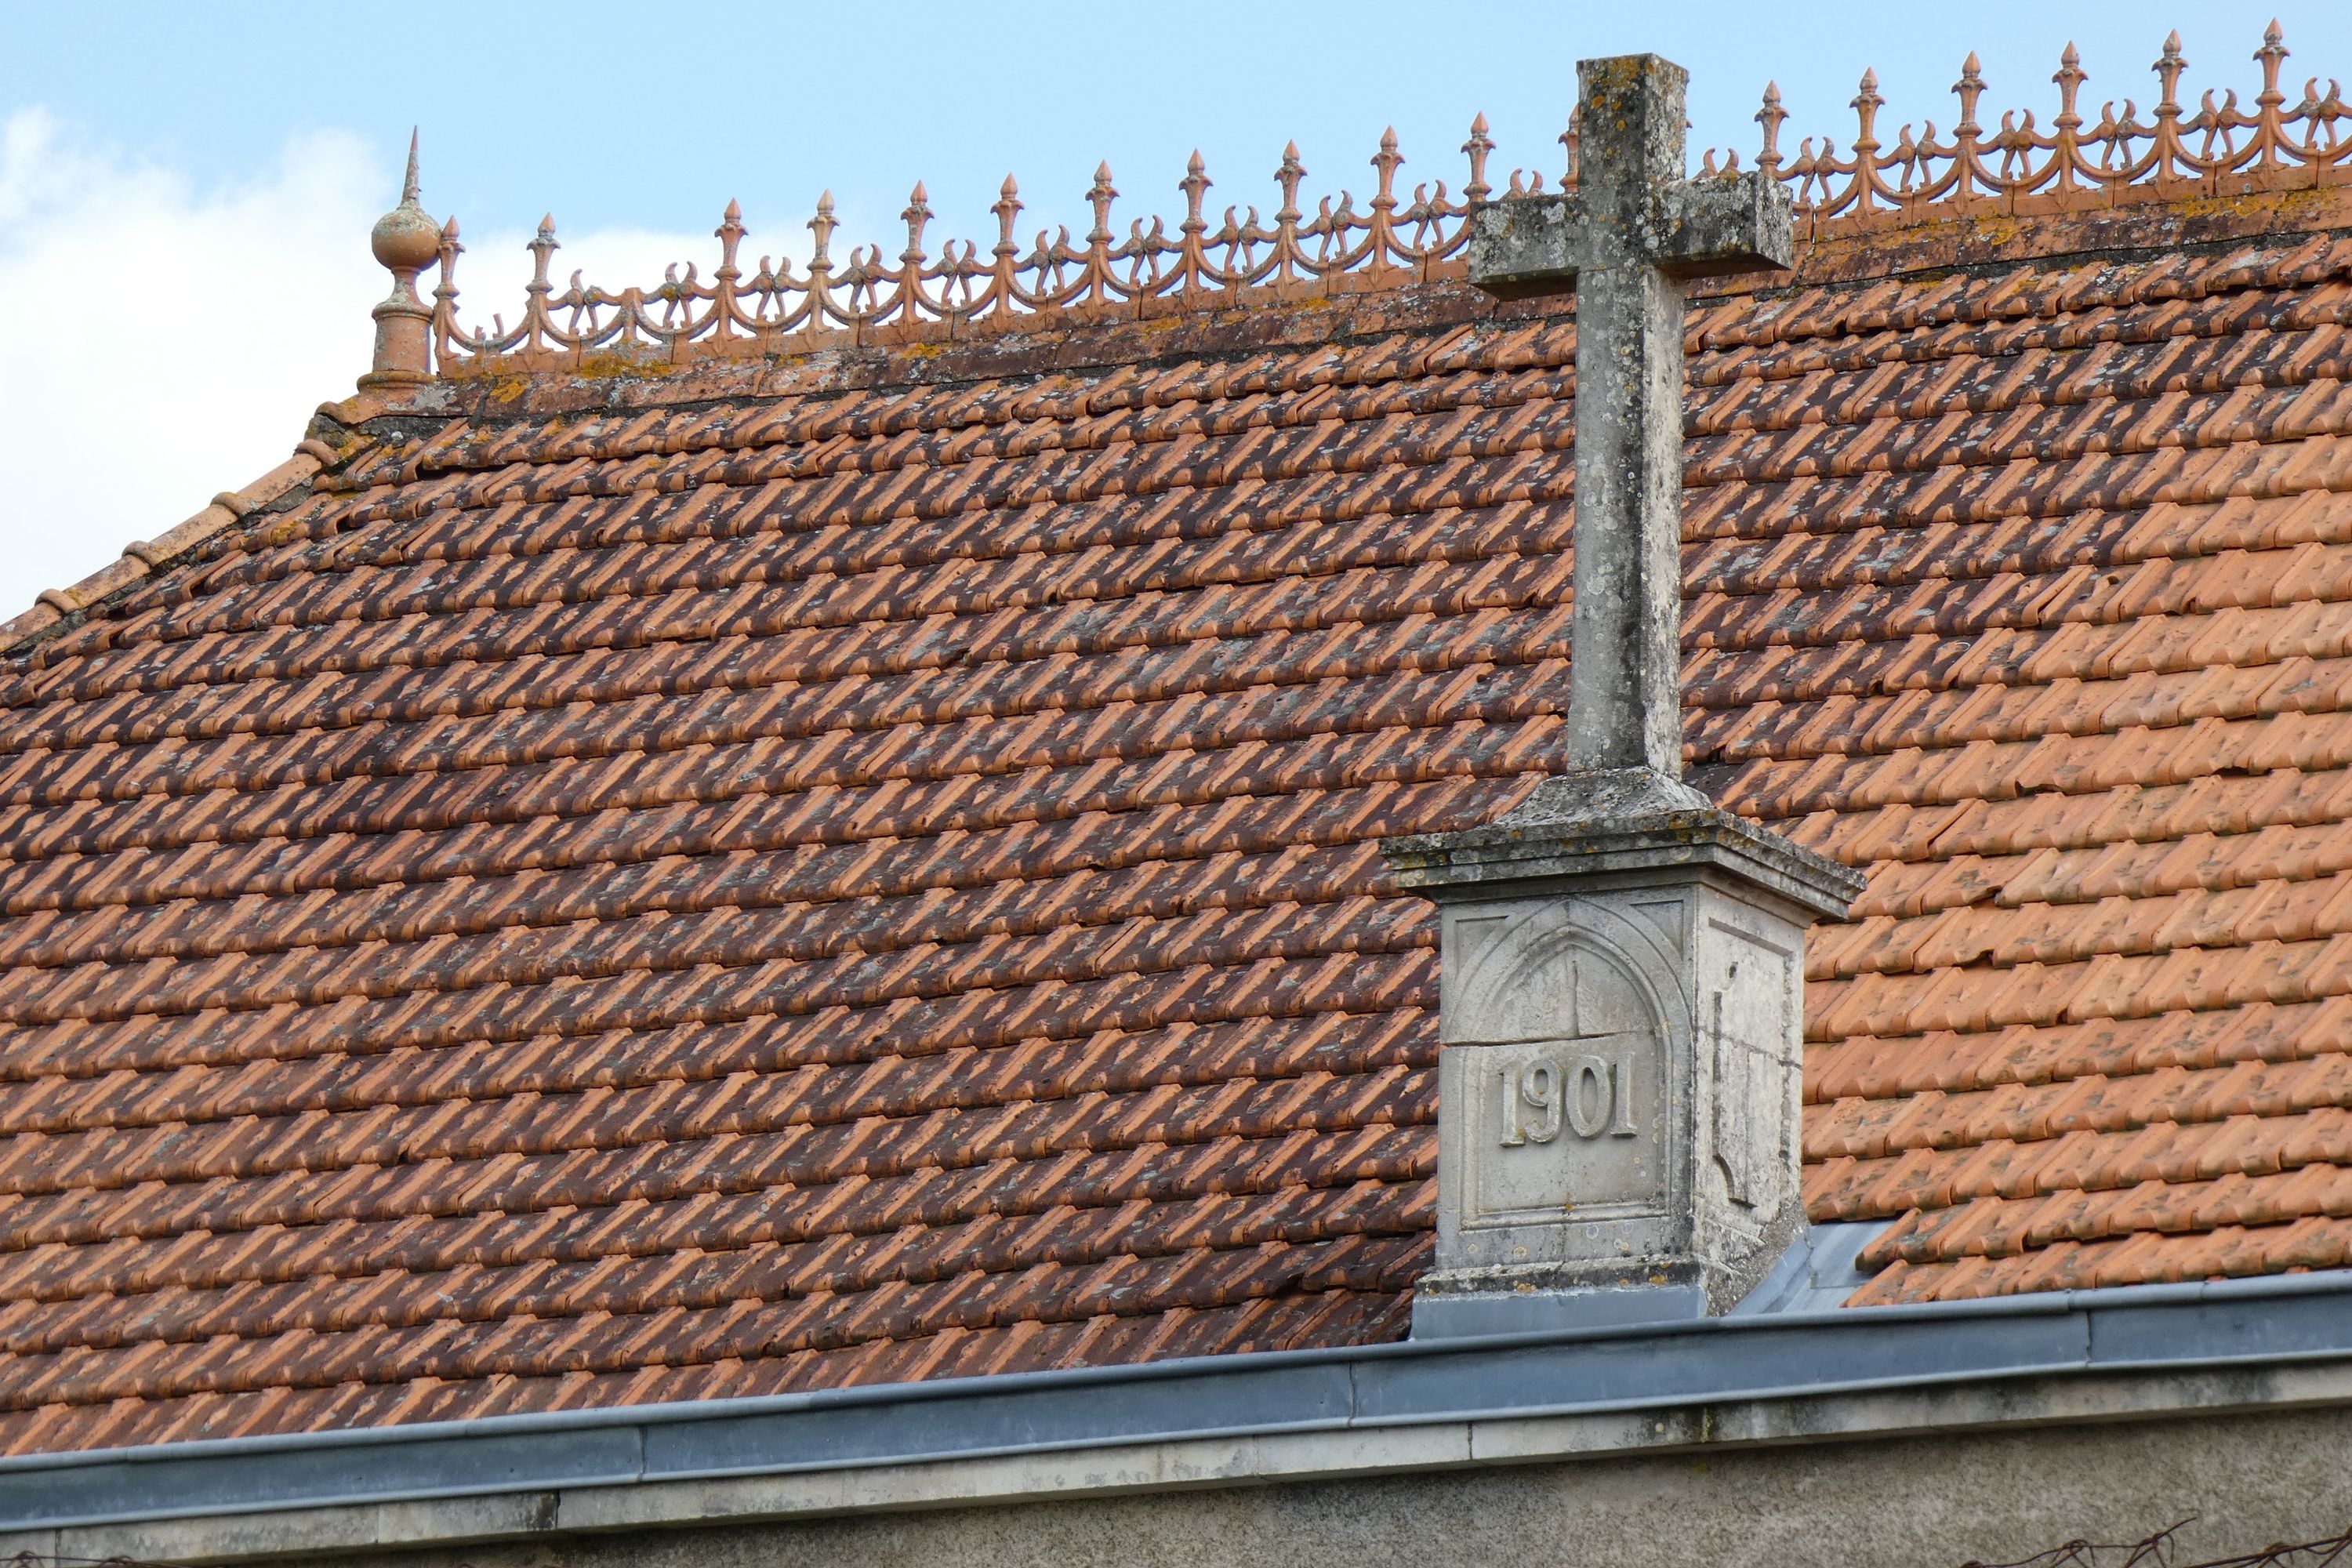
(3, 1269), (2350, 1537)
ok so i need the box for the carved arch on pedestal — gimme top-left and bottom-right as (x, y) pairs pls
(1446, 895), (1692, 1049)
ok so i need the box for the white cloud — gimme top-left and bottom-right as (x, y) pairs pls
(0, 112), (379, 619)
(0, 114), (711, 626)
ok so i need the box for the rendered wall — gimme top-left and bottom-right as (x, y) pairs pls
(321, 1403), (2352, 1568)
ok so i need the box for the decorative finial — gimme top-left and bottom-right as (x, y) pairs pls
(1180, 150), (1212, 239)
(2055, 42), (2087, 131)
(902, 181), (931, 266)
(363, 129), (441, 387)
(993, 175), (1023, 261)
(431, 213), (463, 330)
(1757, 81), (1786, 177)
(2147, 31), (2188, 125)
(1275, 141), (1306, 233)
(1371, 126), (1402, 212)
(2257, 19), (2289, 109)
(1954, 52), (1988, 141)
(1463, 112), (1494, 205)
(1087, 162), (1118, 248)
(1854, 67), (1885, 126)
(809, 190), (837, 271)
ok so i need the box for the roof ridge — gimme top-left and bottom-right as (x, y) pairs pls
(0, 396), (397, 661)
(408, 24), (2352, 376)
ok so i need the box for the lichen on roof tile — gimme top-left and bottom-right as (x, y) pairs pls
(2, 27), (2352, 1458)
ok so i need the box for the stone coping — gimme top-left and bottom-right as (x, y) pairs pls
(3, 1268), (2350, 1561)
(1385, 773), (1864, 921)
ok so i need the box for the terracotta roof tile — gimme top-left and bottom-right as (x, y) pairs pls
(2, 187), (2351, 1453)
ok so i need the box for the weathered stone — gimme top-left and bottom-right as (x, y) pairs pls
(1468, 54), (1791, 780)
(1400, 57), (1839, 1330)
(1390, 779), (1860, 1321)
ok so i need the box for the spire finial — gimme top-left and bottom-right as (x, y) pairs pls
(363, 128), (441, 387)
(1757, 80), (1787, 177)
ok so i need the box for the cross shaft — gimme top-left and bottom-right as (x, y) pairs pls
(1470, 55), (1792, 779)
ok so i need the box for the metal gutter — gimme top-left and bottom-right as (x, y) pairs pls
(5, 1269), (2350, 1534)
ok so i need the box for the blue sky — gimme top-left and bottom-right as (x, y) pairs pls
(0, 0), (2347, 612)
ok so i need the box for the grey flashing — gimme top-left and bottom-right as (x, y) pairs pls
(1730, 1221), (1888, 1316)
(1413, 1218), (1889, 1335)
(5, 1269), (2352, 1535)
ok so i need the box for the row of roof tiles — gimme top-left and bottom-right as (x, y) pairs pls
(0, 221), (2348, 1449)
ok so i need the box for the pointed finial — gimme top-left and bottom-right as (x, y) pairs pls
(1463, 112), (1494, 205)
(1954, 52), (1988, 138)
(2152, 31), (2188, 117)
(1370, 125), (1402, 209)
(2257, 19), (2289, 104)
(528, 214), (558, 283)
(714, 198), (746, 286)
(1275, 140), (1305, 228)
(430, 212), (463, 324)
(1852, 67), (1885, 155)
(1180, 150), (1211, 234)
(993, 174), (1023, 259)
(2054, 41), (2087, 126)
(808, 190), (837, 269)
(902, 182), (932, 265)
(1087, 161), (1118, 248)
(364, 128), (441, 387)
(1757, 80), (1787, 176)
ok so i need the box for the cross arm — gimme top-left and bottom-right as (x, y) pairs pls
(1466, 171), (1795, 300)
(1651, 170), (1794, 278)
(1465, 194), (1585, 301)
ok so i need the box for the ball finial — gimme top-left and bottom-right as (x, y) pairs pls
(370, 130), (441, 274)
(362, 130), (441, 387)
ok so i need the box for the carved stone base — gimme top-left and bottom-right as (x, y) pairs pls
(1386, 768), (1863, 1331)
(1409, 1259), (1715, 1337)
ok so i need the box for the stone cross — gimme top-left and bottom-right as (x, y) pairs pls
(1389, 56), (1856, 1336)
(1469, 54), (1792, 779)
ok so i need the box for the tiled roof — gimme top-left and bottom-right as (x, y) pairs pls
(6, 162), (2352, 1454)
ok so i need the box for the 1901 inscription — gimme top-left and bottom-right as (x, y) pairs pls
(1463, 1027), (1666, 1228)
(1496, 1047), (1640, 1145)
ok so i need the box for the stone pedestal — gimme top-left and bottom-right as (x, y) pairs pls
(1386, 769), (1862, 1334)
